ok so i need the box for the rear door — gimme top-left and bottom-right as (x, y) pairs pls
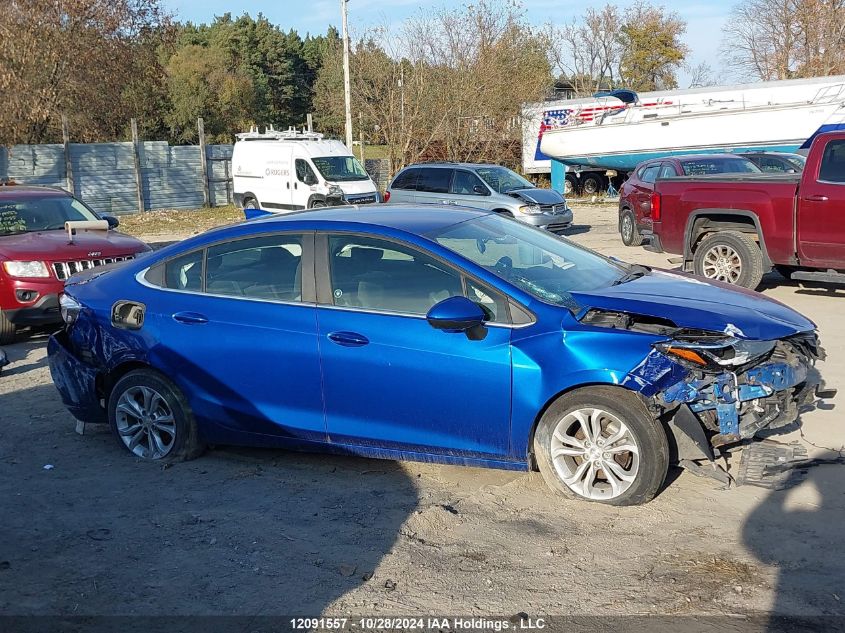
(143, 232), (325, 442)
(414, 168), (455, 206)
(797, 137), (845, 266)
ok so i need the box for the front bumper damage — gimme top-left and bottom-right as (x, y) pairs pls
(632, 332), (834, 488)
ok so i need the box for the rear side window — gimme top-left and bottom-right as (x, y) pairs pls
(417, 168), (453, 193)
(819, 140), (845, 183)
(206, 234), (303, 302)
(164, 250), (203, 291)
(640, 165), (661, 183)
(391, 168), (420, 190)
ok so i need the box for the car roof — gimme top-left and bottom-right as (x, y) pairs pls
(0, 184), (70, 200)
(400, 162), (501, 170)
(248, 203), (490, 235)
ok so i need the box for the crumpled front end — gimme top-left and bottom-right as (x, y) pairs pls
(657, 333), (824, 446)
(579, 306), (833, 485)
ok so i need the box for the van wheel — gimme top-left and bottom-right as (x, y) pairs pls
(693, 231), (763, 289)
(243, 197), (259, 210)
(620, 209), (643, 246)
(0, 311), (16, 345)
(533, 386), (668, 506)
(108, 369), (204, 463)
(310, 200), (327, 209)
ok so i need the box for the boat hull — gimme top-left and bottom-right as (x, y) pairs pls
(540, 101), (845, 172)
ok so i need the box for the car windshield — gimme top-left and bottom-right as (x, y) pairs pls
(680, 157), (761, 175)
(0, 194), (99, 236)
(474, 166), (535, 193)
(429, 214), (627, 306)
(311, 156), (370, 182)
(785, 154), (806, 170)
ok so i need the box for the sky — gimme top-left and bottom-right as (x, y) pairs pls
(162, 0), (737, 87)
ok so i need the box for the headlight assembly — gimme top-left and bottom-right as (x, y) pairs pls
(3, 260), (50, 278)
(518, 204), (542, 215)
(655, 336), (776, 371)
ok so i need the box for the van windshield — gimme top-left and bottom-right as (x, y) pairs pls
(312, 156), (370, 182)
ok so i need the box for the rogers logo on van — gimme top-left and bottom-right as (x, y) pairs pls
(265, 167), (289, 177)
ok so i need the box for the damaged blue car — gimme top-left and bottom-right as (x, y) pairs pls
(47, 206), (831, 505)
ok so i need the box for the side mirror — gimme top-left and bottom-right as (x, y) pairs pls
(102, 215), (119, 229)
(473, 184), (489, 196)
(426, 295), (487, 337)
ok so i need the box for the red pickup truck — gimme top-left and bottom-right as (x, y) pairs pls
(646, 131), (845, 289)
(0, 185), (151, 343)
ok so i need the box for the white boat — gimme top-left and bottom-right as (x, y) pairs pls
(533, 77), (845, 172)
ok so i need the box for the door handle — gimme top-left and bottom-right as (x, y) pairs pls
(172, 311), (208, 325)
(806, 195), (829, 202)
(327, 331), (369, 347)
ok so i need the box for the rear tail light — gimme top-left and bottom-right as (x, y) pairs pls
(383, 190), (390, 203)
(650, 192), (661, 222)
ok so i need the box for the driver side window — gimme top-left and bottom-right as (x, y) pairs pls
(296, 159), (317, 185)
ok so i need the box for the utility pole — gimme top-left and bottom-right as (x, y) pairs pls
(341, 0), (353, 149)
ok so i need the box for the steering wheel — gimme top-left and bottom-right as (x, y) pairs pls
(494, 255), (513, 277)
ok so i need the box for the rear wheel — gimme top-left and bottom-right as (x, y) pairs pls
(108, 369), (204, 463)
(693, 230), (764, 289)
(619, 209), (643, 247)
(533, 386), (669, 506)
(0, 311), (16, 345)
(564, 176), (577, 196)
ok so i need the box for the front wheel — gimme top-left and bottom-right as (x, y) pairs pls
(108, 369), (204, 463)
(243, 197), (259, 210)
(693, 231), (764, 289)
(619, 209), (643, 246)
(533, 386), (669, 506)
(0, 310), (15, 345)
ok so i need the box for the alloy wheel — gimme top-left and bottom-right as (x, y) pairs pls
(702, 244), (742, 283)
(550, 407), (640, 501)
(115, 386), (176, 459)
(621, 215), (633, 243)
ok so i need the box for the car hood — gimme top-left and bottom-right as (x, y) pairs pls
(570, 269), (815, 340)
(0, 229), (149, 260)
(507, 188), (566, 205)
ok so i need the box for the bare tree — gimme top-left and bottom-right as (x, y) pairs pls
(546, 6), (622, 97)
(722, 0), (845, 80)
(685, 62), (718, 88)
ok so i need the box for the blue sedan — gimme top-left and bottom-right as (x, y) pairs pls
(48, 205), (827, 505)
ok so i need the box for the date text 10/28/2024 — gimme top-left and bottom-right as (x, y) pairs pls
(290, 617), (547, 631)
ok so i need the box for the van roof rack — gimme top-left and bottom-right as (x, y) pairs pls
(235, 125), (324, 141)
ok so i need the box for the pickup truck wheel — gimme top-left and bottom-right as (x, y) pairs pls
(533, 386), (669, 506)
(620, 210), (643, 246)
(0, 311), (16, 345)
(693, 231), (764, 289)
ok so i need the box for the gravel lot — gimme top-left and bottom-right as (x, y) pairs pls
(1, 203), (844, 622)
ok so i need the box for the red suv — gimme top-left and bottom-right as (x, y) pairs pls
(0, 185), (150, 343)
(618, 154), (761, 246)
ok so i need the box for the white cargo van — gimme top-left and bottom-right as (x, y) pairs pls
(232, 128), (380, 212)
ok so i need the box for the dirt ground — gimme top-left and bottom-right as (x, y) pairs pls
(1, 203), (844, 624)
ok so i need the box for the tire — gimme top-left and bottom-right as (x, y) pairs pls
(108, 368), (204, 463)
(582, 175), (603, 195)
(533, 386), (669, 506)
(564, 176), (576, 196)
(692, 230), (764, 289)
(243, 197), (259, 210)
(0, 311), (15, 345)
(619, 209), (643, 247)
(310, 200), (327, 209)
(493, 209), (514, 218)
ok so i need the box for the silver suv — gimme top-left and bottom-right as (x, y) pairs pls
(385, 163), (573, 231)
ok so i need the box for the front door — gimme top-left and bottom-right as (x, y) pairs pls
(797, 138), (845, 266)
(145, 232), (325, 443)
(315, 233), (513, 458)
